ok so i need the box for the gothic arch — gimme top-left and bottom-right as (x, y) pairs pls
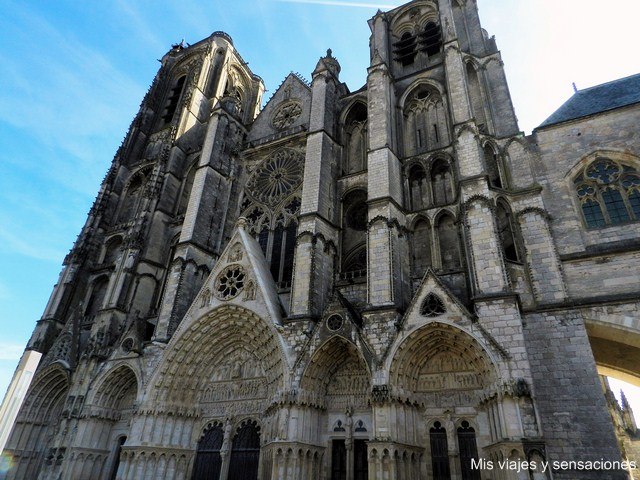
(387, 322), (498, 404)
(398, 77), (447, 111)
(3, 364), (70, 480)
(67, 365), (139, 480)
(88, 364), (140, 415)
(299, 336), (371, 410)
(147, 305), (288, 410)
(341, 101), (368, 175)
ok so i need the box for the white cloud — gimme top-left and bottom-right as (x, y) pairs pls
(0, 344), (24, 362)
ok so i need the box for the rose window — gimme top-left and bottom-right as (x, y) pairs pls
(272, 101), (302, 130)
(327, 314), (344, 331)
(246, 149), (304, 206)
(420, 293), (446, 317)
(215, 265), (246, 300)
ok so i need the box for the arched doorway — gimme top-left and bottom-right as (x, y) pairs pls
(192, 423), (224, 480)
(3, 365), (69, 480)
(388, 322), (498, 479)
(228, 420), (261, 480)
(300, 336), (371, 480)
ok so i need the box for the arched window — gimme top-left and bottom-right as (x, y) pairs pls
(192, 423), (224, 480)
(404, 87), (449, 156)
(177, 161), (197, 216)
(408, 164), (429, 210)
(162, 75), (186, 125)
(102, 236), (122, 266)
(431, 159), (454, 206)
(341, 189), (368, 279)
(269, 219), (298, 288)
(412, 219), (432, 278)
(457, 421), (480, 480)
(228, 420), (260, 480)
(483, 144), (502, 188)
(575, 158), (640, 228)
(343, 103), (368, 175)
(118, 174), (146, 224)
(430, 421), (451, 480)
(496, 201), (519, 262)
(466, 63), (488, 133)
(437, 214), (461, 271)
(394, 32), (418, 66)
(85, 276), (109, 317)
(422, 22), (443, 57)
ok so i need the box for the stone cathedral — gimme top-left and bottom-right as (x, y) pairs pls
(3, 0), (640, 479)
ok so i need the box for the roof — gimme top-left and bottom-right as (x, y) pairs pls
(537, 73), (640, 129)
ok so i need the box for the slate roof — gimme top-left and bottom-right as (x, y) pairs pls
(537, 73), (640, 129)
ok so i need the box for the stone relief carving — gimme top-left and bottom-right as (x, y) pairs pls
(228, 243), (243, 262)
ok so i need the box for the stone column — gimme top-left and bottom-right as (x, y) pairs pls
(366, 43), (406, 310)
(219, 419), (233, 480)
(290, 50), (341, 318)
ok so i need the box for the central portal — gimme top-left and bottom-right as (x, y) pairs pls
(330, 439), (368, 480)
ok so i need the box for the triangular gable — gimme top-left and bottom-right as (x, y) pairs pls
(400, 268), (474, 331)
(247, 73), (312, 143)
(175, 218), (284, 337)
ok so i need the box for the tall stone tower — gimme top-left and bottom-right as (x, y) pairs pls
(3, 0), (639, 479)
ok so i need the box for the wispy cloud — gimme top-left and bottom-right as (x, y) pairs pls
(0, 224), (66, 263)
(278, 0), (398, 8)
(0, 344), (25, 361)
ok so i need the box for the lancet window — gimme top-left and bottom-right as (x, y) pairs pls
(496, 200), (519, 262)
(161, 75), (186, 125)
(406, 157), (456, 211)
(411, 218), (432, 278)
(342, 102), (368, 175)
(242, 149), (303, 289)
(403, 86), (449, 156)
(574, 157), (640, 228)
(341, 189), (368, 279)
(483, 143), (503, 188)
(466, 62), (489, 133)
(437, 213), (462, 271)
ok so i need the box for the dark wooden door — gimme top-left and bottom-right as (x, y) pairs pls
(331, 439), (347, 480)
(228, 420), (260, 480)
(192, 424), (223, 480)
(353, 439), (368, 480)
(430, 422), (451, 480)
(457, 422), (480, 480)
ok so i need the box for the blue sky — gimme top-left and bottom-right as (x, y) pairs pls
(1, 0), (639, 418)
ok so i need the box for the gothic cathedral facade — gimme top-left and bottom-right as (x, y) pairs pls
(4, 0), (640, 479)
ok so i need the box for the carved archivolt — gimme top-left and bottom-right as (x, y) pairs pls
(300, 337), (371, 410)
(147, 305), (287, 412)
(388, 323), (496, 406)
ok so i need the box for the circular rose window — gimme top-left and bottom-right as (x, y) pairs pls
(272, 101), (302, 130)
(327, 314), (344, 331)
(246, 149), (304, 206)
(215, 265), (246, 300)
